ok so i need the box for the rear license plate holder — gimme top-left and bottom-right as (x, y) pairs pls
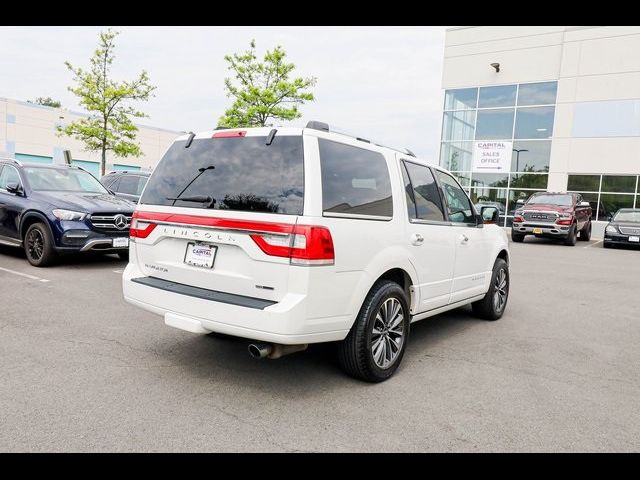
(184, 242), (217, 269)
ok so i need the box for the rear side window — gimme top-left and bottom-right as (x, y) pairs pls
(402, 162), (445, 222)
(319, 139), (393, 219)
(140, 135), (304, 215)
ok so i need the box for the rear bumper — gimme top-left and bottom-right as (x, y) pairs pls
(122, 262), (350, 344)
(512, 222), (570, 237)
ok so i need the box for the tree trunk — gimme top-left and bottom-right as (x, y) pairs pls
(101, 143), (106, 176)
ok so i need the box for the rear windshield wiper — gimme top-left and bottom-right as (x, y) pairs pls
(166, 195), (213, 204)
(168, 165), (215, 206)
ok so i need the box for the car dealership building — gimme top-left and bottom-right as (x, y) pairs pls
(440, 26), (640, 227)
(0, 97), (180, 176)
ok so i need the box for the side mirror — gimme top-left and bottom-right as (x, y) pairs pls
(607, 213), (613, 221)
(480, 206), (500, 224)
(579, 201), (591, 207)
(6, 182), (23, 195)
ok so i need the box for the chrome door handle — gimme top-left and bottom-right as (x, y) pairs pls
(411, 233), (424, 246)
(460, 234), (469, 244)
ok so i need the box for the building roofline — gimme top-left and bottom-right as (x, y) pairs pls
(446, 26), (604, 33)
(0, 96), (184, 135)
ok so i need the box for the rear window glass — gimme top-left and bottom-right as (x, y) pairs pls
(319, 139), (393, 218)
(140, 135), (304, 215)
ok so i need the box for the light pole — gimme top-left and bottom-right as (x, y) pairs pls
(512, 148), (528, 173)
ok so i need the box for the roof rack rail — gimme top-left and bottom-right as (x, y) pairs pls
(305, 120), (418, 157)
(305, 121), (329, 132)
(0, 157), (23, 166)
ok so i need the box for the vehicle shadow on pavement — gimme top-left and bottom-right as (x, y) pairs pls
(514, 237), (597, 247)
(0, 245), (126, 269)
(148, 306), (481, 389)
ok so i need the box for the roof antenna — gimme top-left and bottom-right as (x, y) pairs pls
(265, 128), (277, 145)
(405, 148), (416, 157)
(185, 132), (195, 148)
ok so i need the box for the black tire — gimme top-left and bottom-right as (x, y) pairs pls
(579, 221), (592, 241)
(472, 258), (509, 321)
(338, 280), (410, 383)
(24, 222), (56, 267)
(511, 231), (525, 243)
(564, 225), (578, 246)
(117, 251), (129, 261)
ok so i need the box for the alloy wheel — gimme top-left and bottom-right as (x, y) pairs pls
(27, 229), (44, 261)
(371, 298), (405, 369)
(493, 268), (508, 312)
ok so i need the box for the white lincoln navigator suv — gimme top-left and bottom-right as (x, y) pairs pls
(123, 122), (510, 382)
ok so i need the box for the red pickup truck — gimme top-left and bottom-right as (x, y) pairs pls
(511, 192), (593, 246)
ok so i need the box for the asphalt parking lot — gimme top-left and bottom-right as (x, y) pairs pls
(0, 237), (639, 452)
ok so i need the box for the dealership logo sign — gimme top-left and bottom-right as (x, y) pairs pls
(473, 141), (513, 173)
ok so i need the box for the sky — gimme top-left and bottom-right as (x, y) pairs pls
(0, 26), (447, 160)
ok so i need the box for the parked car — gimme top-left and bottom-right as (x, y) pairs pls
(0, 158), (134, 266)
(100, 170), (150, 202)
(604, 208), (640, 248)
(122, 122), (510, 382)
(511, 192), (592, 246)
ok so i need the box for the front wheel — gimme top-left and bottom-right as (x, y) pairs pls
(511, 231), (525, 243)
(564, 225), (578, 246)
(579, 221), (592, 241)
(338, 280), (410, 382)
(24, 223), (56, 267)
(472, 258), (509, 321)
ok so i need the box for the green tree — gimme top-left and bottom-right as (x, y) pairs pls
(59, 29), (155, 176)
(28, 97), (62, 108)
(218, 40), (317, 128)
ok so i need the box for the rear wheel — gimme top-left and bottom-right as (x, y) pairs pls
(511, 231), (525, 243)
(579, 221), (592, 241)
(338, 280), (410, 382)
(564, 225), (578, 246)
(472, 258), (509, 321)
(24, 223), (56, 267)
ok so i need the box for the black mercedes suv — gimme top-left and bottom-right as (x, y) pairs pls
(0, 158), (135, 266)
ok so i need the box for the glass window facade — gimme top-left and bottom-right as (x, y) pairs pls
(568, 174), (639, 220)
(440, 81), (557, 226)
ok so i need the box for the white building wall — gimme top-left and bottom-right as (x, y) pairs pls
(443, 26), (640, 186)
(0, 97), (180, 172)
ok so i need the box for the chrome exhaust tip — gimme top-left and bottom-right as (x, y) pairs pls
(248, 343), (273, 359)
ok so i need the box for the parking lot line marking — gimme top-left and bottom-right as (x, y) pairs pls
(585, 240), (603, 248)
(113, 269), (124, 274)
(0, 266), (50, 283)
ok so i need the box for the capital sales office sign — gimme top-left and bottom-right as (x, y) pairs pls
(473, 141), (512, 173)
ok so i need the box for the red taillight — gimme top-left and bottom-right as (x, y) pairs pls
(129, 211), (158, 238)
(128, 211), (334, 265)
(513, 215), (524, 223)
(556, 217), (573, 225)
(250, 225), (335, 265)
(212, 130), (247, 138)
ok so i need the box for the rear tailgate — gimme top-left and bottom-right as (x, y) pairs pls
(131, 208), (299, 302)
(130, 129), (306, 303)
